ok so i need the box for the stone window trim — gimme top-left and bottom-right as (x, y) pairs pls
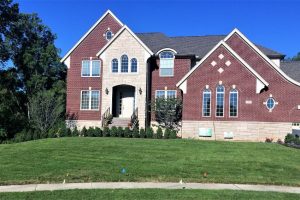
(81, 58), (101, 77)
(111, 56), (138, 74)
(80, 90), (100, 111)
(103, 28), (114, 41)
(263, 95), (278, 112)
(159, 51), (175, 77)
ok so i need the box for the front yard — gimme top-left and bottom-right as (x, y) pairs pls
(0, 137), (299, 186)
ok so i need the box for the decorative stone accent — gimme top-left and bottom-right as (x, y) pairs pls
(218, 67), (224, 74)
(211, 61), (217, 67)
(218, 54), (224, 59)
(225, 60), (231, 66)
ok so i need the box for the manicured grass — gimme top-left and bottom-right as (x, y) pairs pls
(0, 189), (299, 200)
(0, 137), (299, 186)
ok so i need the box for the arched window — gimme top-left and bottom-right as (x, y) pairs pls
(131, 58), (137, 73)
(111, 59), (118, 73)
(229, 89), (238, 117)
(159, 51), (174, 77)
(121, 55), (128, 73)
(105, 30), (112, 40)
(202, 89), (211, 117)
(216, 85), (225, 117)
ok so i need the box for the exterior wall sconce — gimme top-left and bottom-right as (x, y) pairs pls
(105, 88), (109, 95)
(139, 87), (142, 95)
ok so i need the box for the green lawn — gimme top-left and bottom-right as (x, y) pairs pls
(0, 189), (299, 200)
(0, 137), (299, 186)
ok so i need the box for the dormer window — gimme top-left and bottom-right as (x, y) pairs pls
(105, 30), (112, 40)
(159, 51), (174, 77)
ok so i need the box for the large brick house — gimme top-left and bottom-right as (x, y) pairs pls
(61, 10), (300, 141)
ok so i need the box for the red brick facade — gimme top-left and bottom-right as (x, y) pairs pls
(66, 14), (122, 120)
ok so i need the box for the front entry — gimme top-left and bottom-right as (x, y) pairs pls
(112, 85), (135, 118)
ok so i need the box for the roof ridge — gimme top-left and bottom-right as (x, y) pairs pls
(169, 34), (226, 38)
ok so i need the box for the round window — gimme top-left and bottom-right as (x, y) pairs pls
(266, 98), (275, 110)
(105, 31), (112, 40)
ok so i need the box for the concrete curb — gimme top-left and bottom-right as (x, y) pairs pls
(0, 182), (299, 194)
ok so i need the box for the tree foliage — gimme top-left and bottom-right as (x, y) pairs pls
(150, 98), (182, 131)
(292, 52), (300, 61)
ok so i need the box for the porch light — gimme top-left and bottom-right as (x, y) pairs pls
(139, 87), (142, 95)
(105, 88), (109, 95)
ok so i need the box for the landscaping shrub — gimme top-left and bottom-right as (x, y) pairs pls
(0, 128), (7, 143)
(66, 128), (72, 137)
(110, 126), (118, 137)
(117, 127), (124, 137)
(164, 128), (171, 139)
(32, 130), (41, 140)
(14, 131), (26, 143)
(170, 130), (177, 139)
(140, 128), (146, 138)
(124, 127), (132, 138)
(156, 127), (163, 139)
(94, 127), (102, 137)
(285, 133), (300, 145)
(72, 127), (80, 137)
(103, 127), (110, 137)
(265, 137), (273, 143)
(81, 127), (88, 137)
(146, 127), (154, 138)
(86, 127), (95, 137)
(47, 128), (57, 138)
(133, 128), (139, 138)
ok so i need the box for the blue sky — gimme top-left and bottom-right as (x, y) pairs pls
(16, 0), (300, 58)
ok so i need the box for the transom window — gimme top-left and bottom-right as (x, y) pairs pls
(81, 60), (101, 77)
(156, 90), (176, 99)
(112, 59), (118, 73)
(216, 85), (225, 117)
(131, 58), (138, 73)
(81, 90), (100, 110)
(229, 89), (238, 117)
(105, 30), (113, 40)
(202, 89), (211, 117)
(159, 51), (174, 77)
(266, 97), (275, 110)
(121, 55), (128, 73)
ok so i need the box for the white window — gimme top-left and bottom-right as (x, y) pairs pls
(202, 89), (211, 117)
(131, 58), (138, 73)
(121, 55), (128, 73)
(112, 58), (118, 73)
(81, 90), (100, 110)
(81, 60), (101, 77)
(105, 30), (113, 40)
(216, 85), (225, 117)
(159, 51), (174, 77)
(229, 89), (238, 117)
(155, 90), (177, 99)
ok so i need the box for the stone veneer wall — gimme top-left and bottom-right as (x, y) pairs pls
(66, 120), (102, 130)
(181, 121), (291, 141)
(100, 29), (151, 128)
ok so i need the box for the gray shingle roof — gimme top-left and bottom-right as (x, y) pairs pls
(136, 32), (284, 58)
(281, 61), (300, 82)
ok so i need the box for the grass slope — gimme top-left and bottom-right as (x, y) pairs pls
(0, 137), (299, 185)
(0, 189), (299, 200)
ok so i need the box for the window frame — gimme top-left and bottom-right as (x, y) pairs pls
(80, 90), (100, 111)
(229, 89), (238, 118)
(111, 58), (118, 73)
(266, 97), (276, 111)
(202, 89), (211, 117)
(155, 90), (177, 99)
(121, 54), (129, 73)
(81, 59), (101, 77)
(215, 85), (225, 117)
(159, 51), (175, 77)
(130, 58), (138, 73)
(105, 30), (113, 41)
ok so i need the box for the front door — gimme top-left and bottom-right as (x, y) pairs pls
(117, 86), (135, 118)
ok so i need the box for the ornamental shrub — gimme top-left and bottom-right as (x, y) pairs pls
(117, 127), (124, 137)
(81, 127), (88, 137)
(110, 126), (118, 137)
(164, 128), (171, 139)
(103, 127), (110, 137)
(72, 127), (80, 137)
(170, 129), (177, 139)
(140, 128), (146, 138)
(124, 127), (132, 138)
(87, 127), (95, 137)
(146, 127), (154, 138)
(156, 127), (163, 139)
(133, 128), (139, 138)
(94, 127), (102, 137)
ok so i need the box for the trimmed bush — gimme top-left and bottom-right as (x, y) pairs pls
(86, 127), (95, 137)
(285, 133), (300, 145)
(133, 128), (139, 138)
(170, 130), (177, 139)
(140, 128), (146, 138)
(146, 127), (154, 139)
(103, 127), (110, 137)
(156, 127), (163, 139)
(94, 127), (102, 137)
(0, 128), (7, 143)
(72, 127), (80, 137)
(117, 127), (124, 137)
(164, 128), (171, 139)
(66, 128), (72, 137)
(110, 126), (118, 137)
(81, 127), (88, 137)
(124, 127), (132, 138)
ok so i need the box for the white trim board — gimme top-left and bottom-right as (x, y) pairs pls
(176, 40), (269, 89)
(224, 28), (300, 87)
(60, 10), (124, 63)
(96, 25), (153, 56)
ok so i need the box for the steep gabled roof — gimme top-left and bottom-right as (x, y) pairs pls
(281, 61), (300, 82)
(60, 10), (123, 62)
(136, 33), (284, 59)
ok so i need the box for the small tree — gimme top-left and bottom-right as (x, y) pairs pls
(150, 97), (182, 131)
(146, 127), (154, 138)
(156, 127), (163, 139)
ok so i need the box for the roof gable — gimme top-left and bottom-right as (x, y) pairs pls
(60, 10), (123, 63)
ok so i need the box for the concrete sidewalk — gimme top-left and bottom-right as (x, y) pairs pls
(0, 182), (300, 194)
